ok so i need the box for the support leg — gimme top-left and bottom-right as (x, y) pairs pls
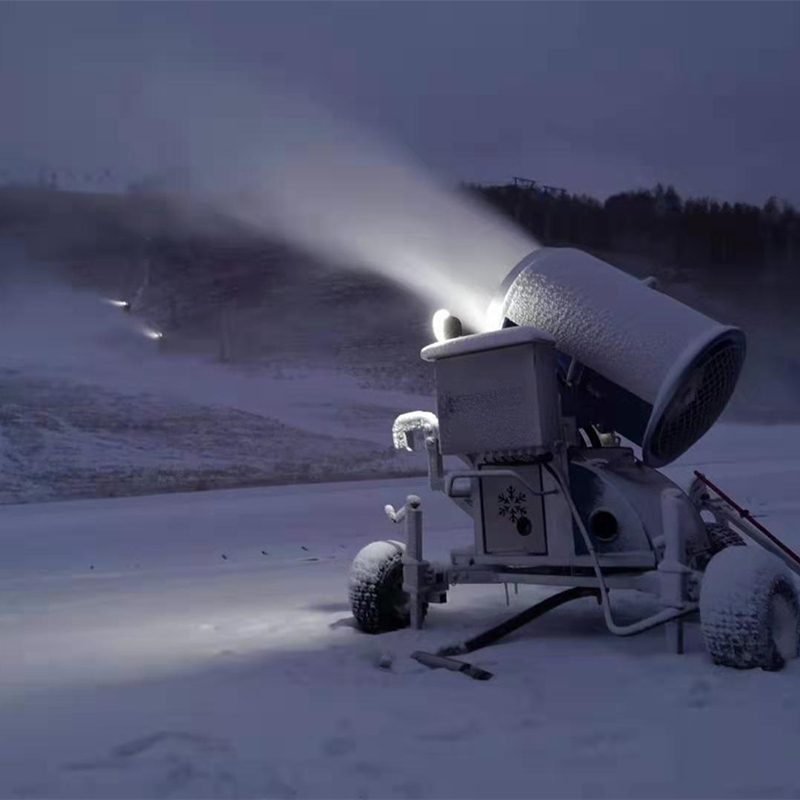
(402, 495), (428, 630)
(664, 618), (685, 655)
(658, 488), (692, 654)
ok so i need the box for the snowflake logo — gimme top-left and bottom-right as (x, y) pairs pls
(498, 485), (528, 523)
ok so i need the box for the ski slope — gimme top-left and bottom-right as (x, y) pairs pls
(1, 423), (800, 799)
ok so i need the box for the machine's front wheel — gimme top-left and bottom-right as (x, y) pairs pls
(349, 540), (422, 634)
(700, 546), (800, 670)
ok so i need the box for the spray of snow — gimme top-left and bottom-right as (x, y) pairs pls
(124, 72), (538, 332)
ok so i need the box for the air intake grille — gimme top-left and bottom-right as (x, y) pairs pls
(648, 337), (745, 465)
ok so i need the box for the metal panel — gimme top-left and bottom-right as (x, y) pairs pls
(479, 465), (548, 555)
(567, 447), (705, 569)
(432, 340), (559, 456)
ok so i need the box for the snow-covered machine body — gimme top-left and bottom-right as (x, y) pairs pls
(424, 326), (559, 457)
(494, 248), (746, 467)
(420, 324), (703, 574)
(349, 247), (800, 671)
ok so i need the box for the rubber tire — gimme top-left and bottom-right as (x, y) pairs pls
(700, 546), (800, 671)
(349, 540), (417, 634)
(706, 522), (746, 552)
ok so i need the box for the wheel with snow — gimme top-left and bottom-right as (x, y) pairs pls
(705, 522), (745, 552)
(349, 540), (422, 634)
(700, 546), (800, 671)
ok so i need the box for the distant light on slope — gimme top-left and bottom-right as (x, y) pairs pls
(104, 298), (131, 310)
(143, 328), (163, 341)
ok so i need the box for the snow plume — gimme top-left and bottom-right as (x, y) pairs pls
(131, 73), (538, 333)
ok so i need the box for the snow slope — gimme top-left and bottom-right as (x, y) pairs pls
(1, 424), (800, 799)
(0, 362), (431, 504)
(0, 279), (435, 504)
(0, 257), (436, 505)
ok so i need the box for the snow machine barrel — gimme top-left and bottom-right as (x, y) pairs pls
(492, 247), (746, 466)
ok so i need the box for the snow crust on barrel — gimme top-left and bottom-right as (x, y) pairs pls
(500, 248), (737, 404)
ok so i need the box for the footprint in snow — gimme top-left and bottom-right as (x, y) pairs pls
(63, 731), (247, 799)
(571, 727), (636, 763)
(322, 736), (357, 757)
(353, 761), (384, 778)
(687, 677), (713, 708)
(418, 724), (475, 742)
(391, 779), (424, 799)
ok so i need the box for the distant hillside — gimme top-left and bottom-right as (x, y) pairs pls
(0, 188), (436, 503)
(472, 181), (800, 423)
(3, 183), (796, 416)
(475, 181), (800, 277)
(0, 186), (435, 391)
(1, 183), (798, 505)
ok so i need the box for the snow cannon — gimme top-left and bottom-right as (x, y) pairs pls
(349, 246), (800, 675)
(492, 248), (747, 467)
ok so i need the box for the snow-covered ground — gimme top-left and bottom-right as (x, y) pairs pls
(2, 422), (800, 799)
(0, 279), (434, 504)
(0, 361), (430, 504)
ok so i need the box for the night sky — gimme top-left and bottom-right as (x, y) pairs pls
(1, 2), (798, 204)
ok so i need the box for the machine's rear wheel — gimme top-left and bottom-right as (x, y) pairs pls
(349, 541), (423, 634)
(700, 546), (800, 670)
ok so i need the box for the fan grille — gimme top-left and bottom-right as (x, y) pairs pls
(647, 337), (745, 465)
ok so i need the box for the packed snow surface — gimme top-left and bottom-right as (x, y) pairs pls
(2, 422), (800, 799)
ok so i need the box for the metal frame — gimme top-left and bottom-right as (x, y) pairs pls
(381, 421), (800, 664)
(384, 436), (702, 652)
(383, 456), (800, 659)
(381, 322), (777, 655)
(374, 285), (783, 660)
(691, 471), (800, 582)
